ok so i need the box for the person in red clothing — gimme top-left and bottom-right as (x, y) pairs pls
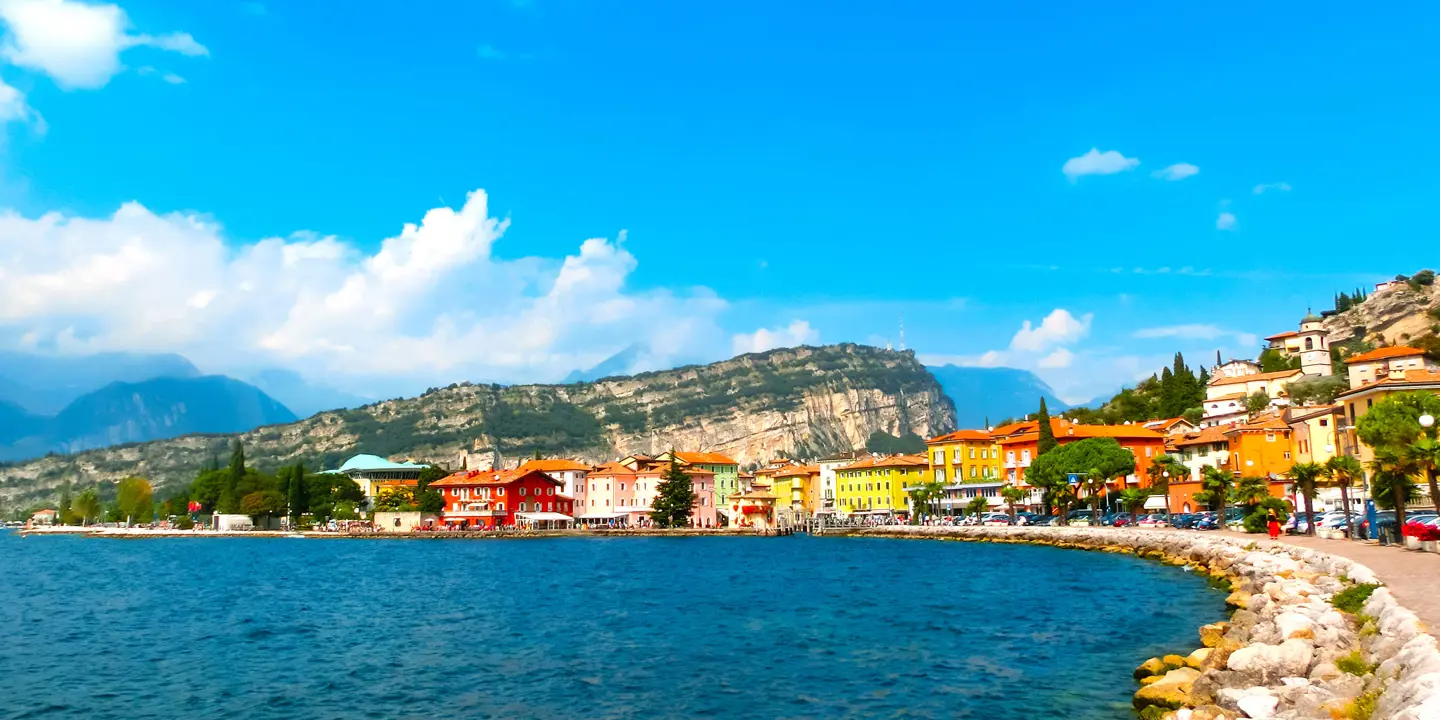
(1267, 508), (1281, 540)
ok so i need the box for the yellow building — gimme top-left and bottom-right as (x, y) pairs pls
(1336, 366), (1440, 468)
(834, 454), (928, 515)
(1288, 405), (1345, 465)
(771, 464), (820, 521)
(924, 430), (1001, 484)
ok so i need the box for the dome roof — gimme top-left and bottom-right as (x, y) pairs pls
(1302, 312), (1322, 323)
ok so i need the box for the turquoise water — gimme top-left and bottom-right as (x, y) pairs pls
(0, 533), (1223, 719)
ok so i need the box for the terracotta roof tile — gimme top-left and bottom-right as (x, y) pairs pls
(1336, 369), (1440, 398)
(1343, 346), (1427, 363)
(1173, 426), (1230, 447)
(670, 451), (739, 465)
(1265, 331), (1300, 341)
(926, 429), (993, 443)
(516, 459), (591, 473)
(835, 454), (928, 471)
(1208, 369), (1304, 387)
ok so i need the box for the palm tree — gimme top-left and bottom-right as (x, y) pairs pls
(907, 481), (945, 525)
(1232, 476), (1271, 509)
(1192, 465), (1233, 513)
(1118, 488), (1151, 517)
(1406, 437), (1440, 514)
(965, 495), (990, 521)
(1001, 484), (1025, 523)
(1050, 483), (1077, 521)
(1323, 455), (1364, 540)
(1371, 449), (1420, 530)
(1147, 454), (1186, 516)
(1287, 462), (1325, 535)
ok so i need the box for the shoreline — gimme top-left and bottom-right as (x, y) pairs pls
(837, 526), (1440, 720)
(14, 526), (779, 539)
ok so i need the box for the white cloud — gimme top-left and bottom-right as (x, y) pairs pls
(1216, 211), (1237, 231)
(0, 0), (207, 90)
(1037, 348), (1073, 369)
(0, 75), (40, 128)
(1062, 148), (1139, 181)
(1253, 182), (1291, 195)
(0, 190), (730, 392)
(731, 320), (818, 356)
(161, 72), (183, 84)
(1009, 309), (1092, 352)
(1153, 163), (1199, 181)
(1134, 324), (1257, 347)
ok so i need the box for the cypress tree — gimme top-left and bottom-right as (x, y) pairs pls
(288, 464), (306, 523)
(650, 450), (697, 528)
(1036, 398), (1057, 456)
(220, 439), (245, 514)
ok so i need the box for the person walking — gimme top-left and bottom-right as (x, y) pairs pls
(1266, 508), (1281, 540)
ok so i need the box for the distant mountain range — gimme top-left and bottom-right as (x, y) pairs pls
(0, 350), (200, 415)
(0, 375), (297, 461)
(925, 365), (1071, 428)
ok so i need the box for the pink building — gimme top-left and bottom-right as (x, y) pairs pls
(582, 455), (717, 527)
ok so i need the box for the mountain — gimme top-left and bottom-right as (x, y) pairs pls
(0, 376), (297, 462)
(926, 365), (1069, 428)
(0, 400), (37, 446)
(563, 344), (646, 384)
(1323, 270), (1440, 352)
(0, 351), (199, 415)
(0, 344), (955, 504)
(248, 369), (370, 418)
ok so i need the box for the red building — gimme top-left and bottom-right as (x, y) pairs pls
(430, 468), (574, 529)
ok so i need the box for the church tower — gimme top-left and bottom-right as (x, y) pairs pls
(1297, 310), (1331, 376)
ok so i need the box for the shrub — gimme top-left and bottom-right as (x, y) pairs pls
(1336, 650), (1374, 676)
(1332, 583), (1382, 614)
(1241, 497), (1290, 533)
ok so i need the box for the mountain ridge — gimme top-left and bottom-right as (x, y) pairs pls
(0, 344), (954, 504)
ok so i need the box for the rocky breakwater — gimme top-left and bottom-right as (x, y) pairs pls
(852, 526), (1440, 719)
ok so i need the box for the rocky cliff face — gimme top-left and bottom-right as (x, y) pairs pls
(0, 344), (955, 504)
(1324, 280), (1440, 346)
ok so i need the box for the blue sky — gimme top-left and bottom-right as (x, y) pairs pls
(0, 0), (1434, 404)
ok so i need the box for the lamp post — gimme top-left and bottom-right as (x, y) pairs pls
(1162, 470), (1171, 520)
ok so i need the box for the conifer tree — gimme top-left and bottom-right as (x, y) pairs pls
(650, 450), (697, 528)
(220, 439), (245, 514)
(288, 464), (307, 523)
(1036, 398), (1057, 456)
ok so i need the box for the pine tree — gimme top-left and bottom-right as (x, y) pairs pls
(288, 464), (306, 523)
(58, 485), (73, 526)
(650, 451), (697, 528)
(1036, 398), (1057, 456)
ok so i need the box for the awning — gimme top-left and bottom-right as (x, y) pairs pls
(577, 512), (628, 520)
(1144, 496), (1169, 510)
(516, 512), (574, 522)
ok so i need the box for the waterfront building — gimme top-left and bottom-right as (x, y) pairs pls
(430, 468), (573, 529)
(1144, 417), (1198, 436)
(29, 508), (57, 525)
(994, 419), (1167, 499)
(1212, 358), (1262, 380)
(1288, 405), (1345, 466)
(655, 451), (740, 509)
(726, 487), (777, 531)
(924, 429), (1002, 485)
(771, 464), (820, 524)
(585, 457), (717, 527)
(1336, 364), (1440, 477)
(1201, 369), (1304, 428)
(814, 452), (861, 514)
(1223, 413), (1295, 494)
(323, 454), (430, 502)
(834, 454), (927, 516)
(516, 459), (590, 499)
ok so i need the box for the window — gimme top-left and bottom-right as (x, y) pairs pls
(1266, 433), (1276, 442)
(1305, 337), (1314, 350)
(620, 483), (626, 491)
(969, 447), (976, 459)
(497, 488), (505, 496)
(970, 466), (978, 478)
(1284, 452), (1292, 460)
(933, 450), (944, 464)
(497, 502), (505, 511)
(518, 502), (527, 512)
(1145, 447), (1153, 457)
(935, 469), (946, 483)
(520, 487), (527, 496)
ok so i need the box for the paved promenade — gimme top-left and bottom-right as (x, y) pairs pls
(1209, 529), (1440, 633)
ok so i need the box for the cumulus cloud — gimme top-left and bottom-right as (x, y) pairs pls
(1153, 163), (1199, 181)
(1062, 148), (1139, 181)
(1253, 182), (1291, 195)
(0, 190), (730, 393)
(1216, 211), (1237, 231)
(1037, 348), (1073, 369)
(1010, 309), (1092, 352)
(0, 0), (208, 89)
(731, 320), (818, 356)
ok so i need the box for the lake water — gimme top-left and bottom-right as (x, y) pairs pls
(0, 532), (1224, 719)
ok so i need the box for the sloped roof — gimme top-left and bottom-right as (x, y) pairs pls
(336, 454), (429, 472)
(774, 464), (820, 478)
(1265, 331), (1299, 341)
(1344, 346), (1426, 364)
(430, 468), (559, 487)
(1226, 414), (1290, 433)
(1209, 369), (1303, 387)
(669, 451), (739, 466)
(835, 454), (928, 471)
(926, 429), (992, 444)
(1336, 369), (1440, 398)
(517, 459), (591, 473)
(1173, 426), (1230, 447)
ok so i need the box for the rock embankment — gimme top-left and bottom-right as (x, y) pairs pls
(848, 526), (1440, 720)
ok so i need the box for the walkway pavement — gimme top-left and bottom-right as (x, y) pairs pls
(1208, 529), (1440, 632)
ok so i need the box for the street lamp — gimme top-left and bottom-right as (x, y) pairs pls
(1421, 414), (1435, 429)
(1162, 470), (1171, 519)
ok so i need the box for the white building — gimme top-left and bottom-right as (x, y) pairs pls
(1201, 369), (1304, 428)
(1344, 346), (1440, 388)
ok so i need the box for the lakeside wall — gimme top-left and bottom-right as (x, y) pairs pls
(840, 526), (1440, 720)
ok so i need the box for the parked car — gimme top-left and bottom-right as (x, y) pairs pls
(1067, 509), (1099, 526)
(1137, 514), (1168, 528)
(1111, 512), (1134, 527)
(1169, 513), (1196, 529)
(982, 513), (1013, 526)
(1193, 512), (1221, 531)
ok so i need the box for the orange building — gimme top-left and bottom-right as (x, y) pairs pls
(993, 418), (1168, 491)
(1224, 414), (1295, 478)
